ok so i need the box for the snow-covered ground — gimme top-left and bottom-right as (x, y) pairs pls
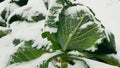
(0, 0), (120, 68)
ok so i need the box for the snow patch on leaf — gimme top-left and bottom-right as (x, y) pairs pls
(80, 21), (94, 29)
(85, 45), (97, 52)
(65, 5), (93, 16)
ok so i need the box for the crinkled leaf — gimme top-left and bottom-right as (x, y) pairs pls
(82, 52), (120, 67)
(9, 40), (49, 65)
(42, 32), (60, 50)
(57, 5), (106, 51)
(45, 1), (63, 28)
(93, 32), (116, 54)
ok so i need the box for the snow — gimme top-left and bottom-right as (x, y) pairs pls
(7, 0), (47, 22)
(27, 0), (47, 14)
(65, 5), (93, 15)
(49, 58), (61, 68)
(0, 0), (20, 21)
(0, 0), (120, 68)
(0, 26), (8, 30)
(6, 50), (62, 68)
(10, 20), (53, 49)
(0, 0), (56, 67)
(68, 60), (88, 68)
(95, 37), (104, 44)
(77, 0), (120, 68)
(68, 51), (84, 56)
(0, 34), (20, 68)
(47, 0), (63, 23)
(44, 26), (57, 33)
(80, 22), (94, 29)
(85, 45), (97, 52)
(104, 29), (111, 41)
(10, 21), (44, 40)
(0, 0), (10, 13)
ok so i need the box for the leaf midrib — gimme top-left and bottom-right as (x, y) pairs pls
(63, 15), (85, 51)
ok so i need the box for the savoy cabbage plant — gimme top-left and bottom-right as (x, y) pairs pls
(0, 0), (120, 68)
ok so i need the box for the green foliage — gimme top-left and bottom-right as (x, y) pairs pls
(8, 14), (24, 24)
(46, 3), (63, 28)
(32, 14), (45, 22)
(0, 30), (9, 38)
(57, 5), (105, 51)
(8, 13), (45, 24)
(42, 32), (60, 50)
(13, 39), (21, 46)
(81, 52), (120, 67)
(40, 52), (90, 68)
(1, 0), (119, 68)
(9, 40), (49, 64)
(1, 8), (10, 21)
(94, 32), (116, 54)
(11, 0), (28, 6)
(0, 21), (6, 27)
